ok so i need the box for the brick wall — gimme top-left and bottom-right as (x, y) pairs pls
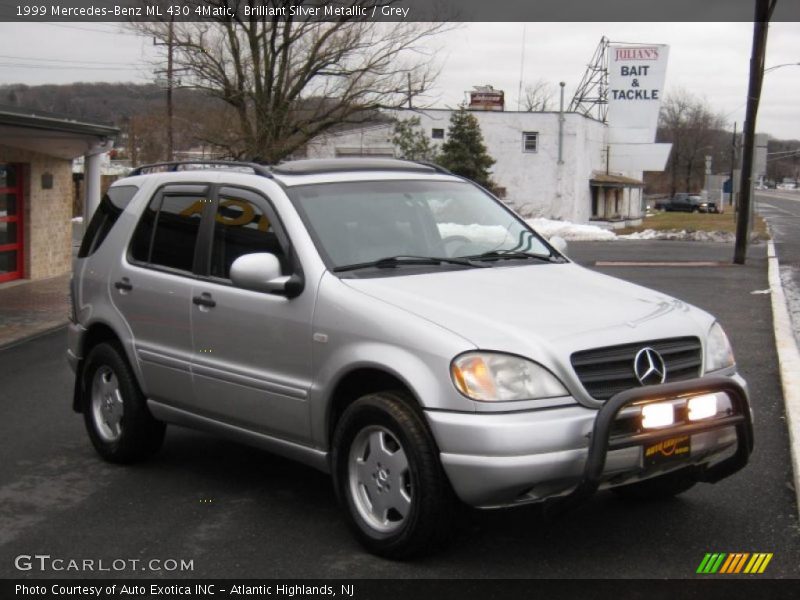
(0, 145), (73, 280)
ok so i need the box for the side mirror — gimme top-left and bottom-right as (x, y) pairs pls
(230, 253), (301, 296)
(550, 235), (568, 256)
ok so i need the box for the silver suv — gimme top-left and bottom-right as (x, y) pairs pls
(69, 159), (753, 558)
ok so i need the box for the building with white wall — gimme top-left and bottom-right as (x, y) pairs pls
(306, 107), (649, 226)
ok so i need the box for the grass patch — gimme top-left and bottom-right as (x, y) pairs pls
(617, 211), (768, 239)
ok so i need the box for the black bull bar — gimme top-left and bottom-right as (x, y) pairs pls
(548, 375), (754, 513)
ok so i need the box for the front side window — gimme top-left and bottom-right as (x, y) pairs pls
(291, 180), (553, 273)
(129, 187), (207, 272)
(209, 190), (288, 279)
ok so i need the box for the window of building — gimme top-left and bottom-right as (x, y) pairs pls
(431, 128), (444, 139)
(522, 131), (539, 153)
(209, 189), (288, 280)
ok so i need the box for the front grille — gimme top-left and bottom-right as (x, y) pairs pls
(571, 337), (702, 401)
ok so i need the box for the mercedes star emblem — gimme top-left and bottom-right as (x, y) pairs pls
(633, 347), (667, 386)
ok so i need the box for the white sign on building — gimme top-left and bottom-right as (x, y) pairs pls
(607, 43), (672, 173)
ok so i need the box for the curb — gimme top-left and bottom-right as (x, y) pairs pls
(0, 322), (69, 353)
(766, 240), (800, 517)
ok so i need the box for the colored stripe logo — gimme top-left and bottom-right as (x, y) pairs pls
(696, 553), (773, 574)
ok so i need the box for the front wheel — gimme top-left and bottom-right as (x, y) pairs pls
(82, 342), (166, 463)
(331, 392), (456, 558)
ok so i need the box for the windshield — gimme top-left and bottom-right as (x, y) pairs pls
(290, 180), (554, 271)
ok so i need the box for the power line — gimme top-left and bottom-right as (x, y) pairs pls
(40, 23), (138, 36)
(0, 62), (144, 71)
(0, 54), (147, 67)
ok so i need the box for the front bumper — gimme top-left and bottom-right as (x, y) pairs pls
(427, 375), (752, 508)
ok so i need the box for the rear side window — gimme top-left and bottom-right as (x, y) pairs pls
(78, 185), (139, 258)
(129, 186), (207, 273)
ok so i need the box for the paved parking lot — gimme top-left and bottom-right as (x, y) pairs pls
(1, 240), (797, 579)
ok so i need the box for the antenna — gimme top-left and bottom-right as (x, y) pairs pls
(516, 24), (527, 111)
(569, 36), (610, 122)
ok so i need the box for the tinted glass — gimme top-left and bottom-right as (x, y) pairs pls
(0, 194), (17, 217)
(78, 185), (139, 258)
(292, 180), (552, 269)
(210, 193), (286, 279)
(0, 165), (17, 188)
(129, 195), (159, 263)
(0, 222), (17, 245)
(0, 251), (17, 273)
(149, 195), (205, 272)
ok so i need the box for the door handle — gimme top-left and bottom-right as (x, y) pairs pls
(114, 278), (132, 292)
(192, 293), (216, 308)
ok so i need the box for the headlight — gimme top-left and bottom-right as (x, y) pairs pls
(705, 322), (735, 372)
(451, 352), (568, 401)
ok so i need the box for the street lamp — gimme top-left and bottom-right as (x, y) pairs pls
(764, 62), (800, 73)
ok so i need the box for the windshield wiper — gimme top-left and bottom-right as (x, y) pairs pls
(333, 255), (485, 273)
(464, 249), (562, 263)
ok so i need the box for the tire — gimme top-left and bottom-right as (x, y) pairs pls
(611, 468), (697, 501)
(81, 342), (166, 463)
(331, 391), (457, 559)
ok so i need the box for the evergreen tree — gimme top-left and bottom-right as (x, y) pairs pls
(392, 117), (439, 162)
(438, 106), (496, 189)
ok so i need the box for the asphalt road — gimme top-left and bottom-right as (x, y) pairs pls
(1, 241), (798, 580)
(757, 190), (800, 344)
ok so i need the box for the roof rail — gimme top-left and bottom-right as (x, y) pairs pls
(270, 158), (445, 176)
(411, 160), (453, 175)
(129, 160), (273, 178)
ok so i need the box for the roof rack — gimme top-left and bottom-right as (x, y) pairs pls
(411, 160), (453, 175)
(270, 158), (451, 176)
(129, 160), (273, 178)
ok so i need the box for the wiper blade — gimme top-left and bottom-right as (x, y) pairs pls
(332, 255), (485, 273)
(464, 249), (560, 263)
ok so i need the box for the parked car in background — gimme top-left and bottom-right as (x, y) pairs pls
(661, 193), (718, 213)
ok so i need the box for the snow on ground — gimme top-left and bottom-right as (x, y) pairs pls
(620, 229), (735, 242)
(526, 218), (616, 241)
(525, 217), (738, 243)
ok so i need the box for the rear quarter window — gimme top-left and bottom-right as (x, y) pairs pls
(78, 185), (139, 258)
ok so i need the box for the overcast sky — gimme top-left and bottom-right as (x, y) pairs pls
(0, 21), (798, 139)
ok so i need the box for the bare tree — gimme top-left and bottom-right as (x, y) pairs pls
(136, 1), (452, 163)
(521, 79), (554, 112)
(659, 90), (726, 194)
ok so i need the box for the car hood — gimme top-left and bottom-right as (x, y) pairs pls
(343, 263), (713, 387)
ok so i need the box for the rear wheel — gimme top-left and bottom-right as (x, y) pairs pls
(331, 391), (456, 559)
(611, 468), (696, 501)
(82, 342), (166, 463)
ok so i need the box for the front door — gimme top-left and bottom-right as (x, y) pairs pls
(0, 164), (24, 282)
(190, 186), (314, 443)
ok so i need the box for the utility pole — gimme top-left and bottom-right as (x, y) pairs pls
(154, 16), (176, 161)
(730, 122), (737, 211)
(734, 0), (777, 264)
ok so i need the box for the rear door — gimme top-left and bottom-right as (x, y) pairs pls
(188, 185), (314, 443)
(110, 183), (210, 408)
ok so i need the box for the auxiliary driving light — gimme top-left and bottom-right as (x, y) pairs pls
(688, 394), (718, 421)
(641, 402), (675, 429)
